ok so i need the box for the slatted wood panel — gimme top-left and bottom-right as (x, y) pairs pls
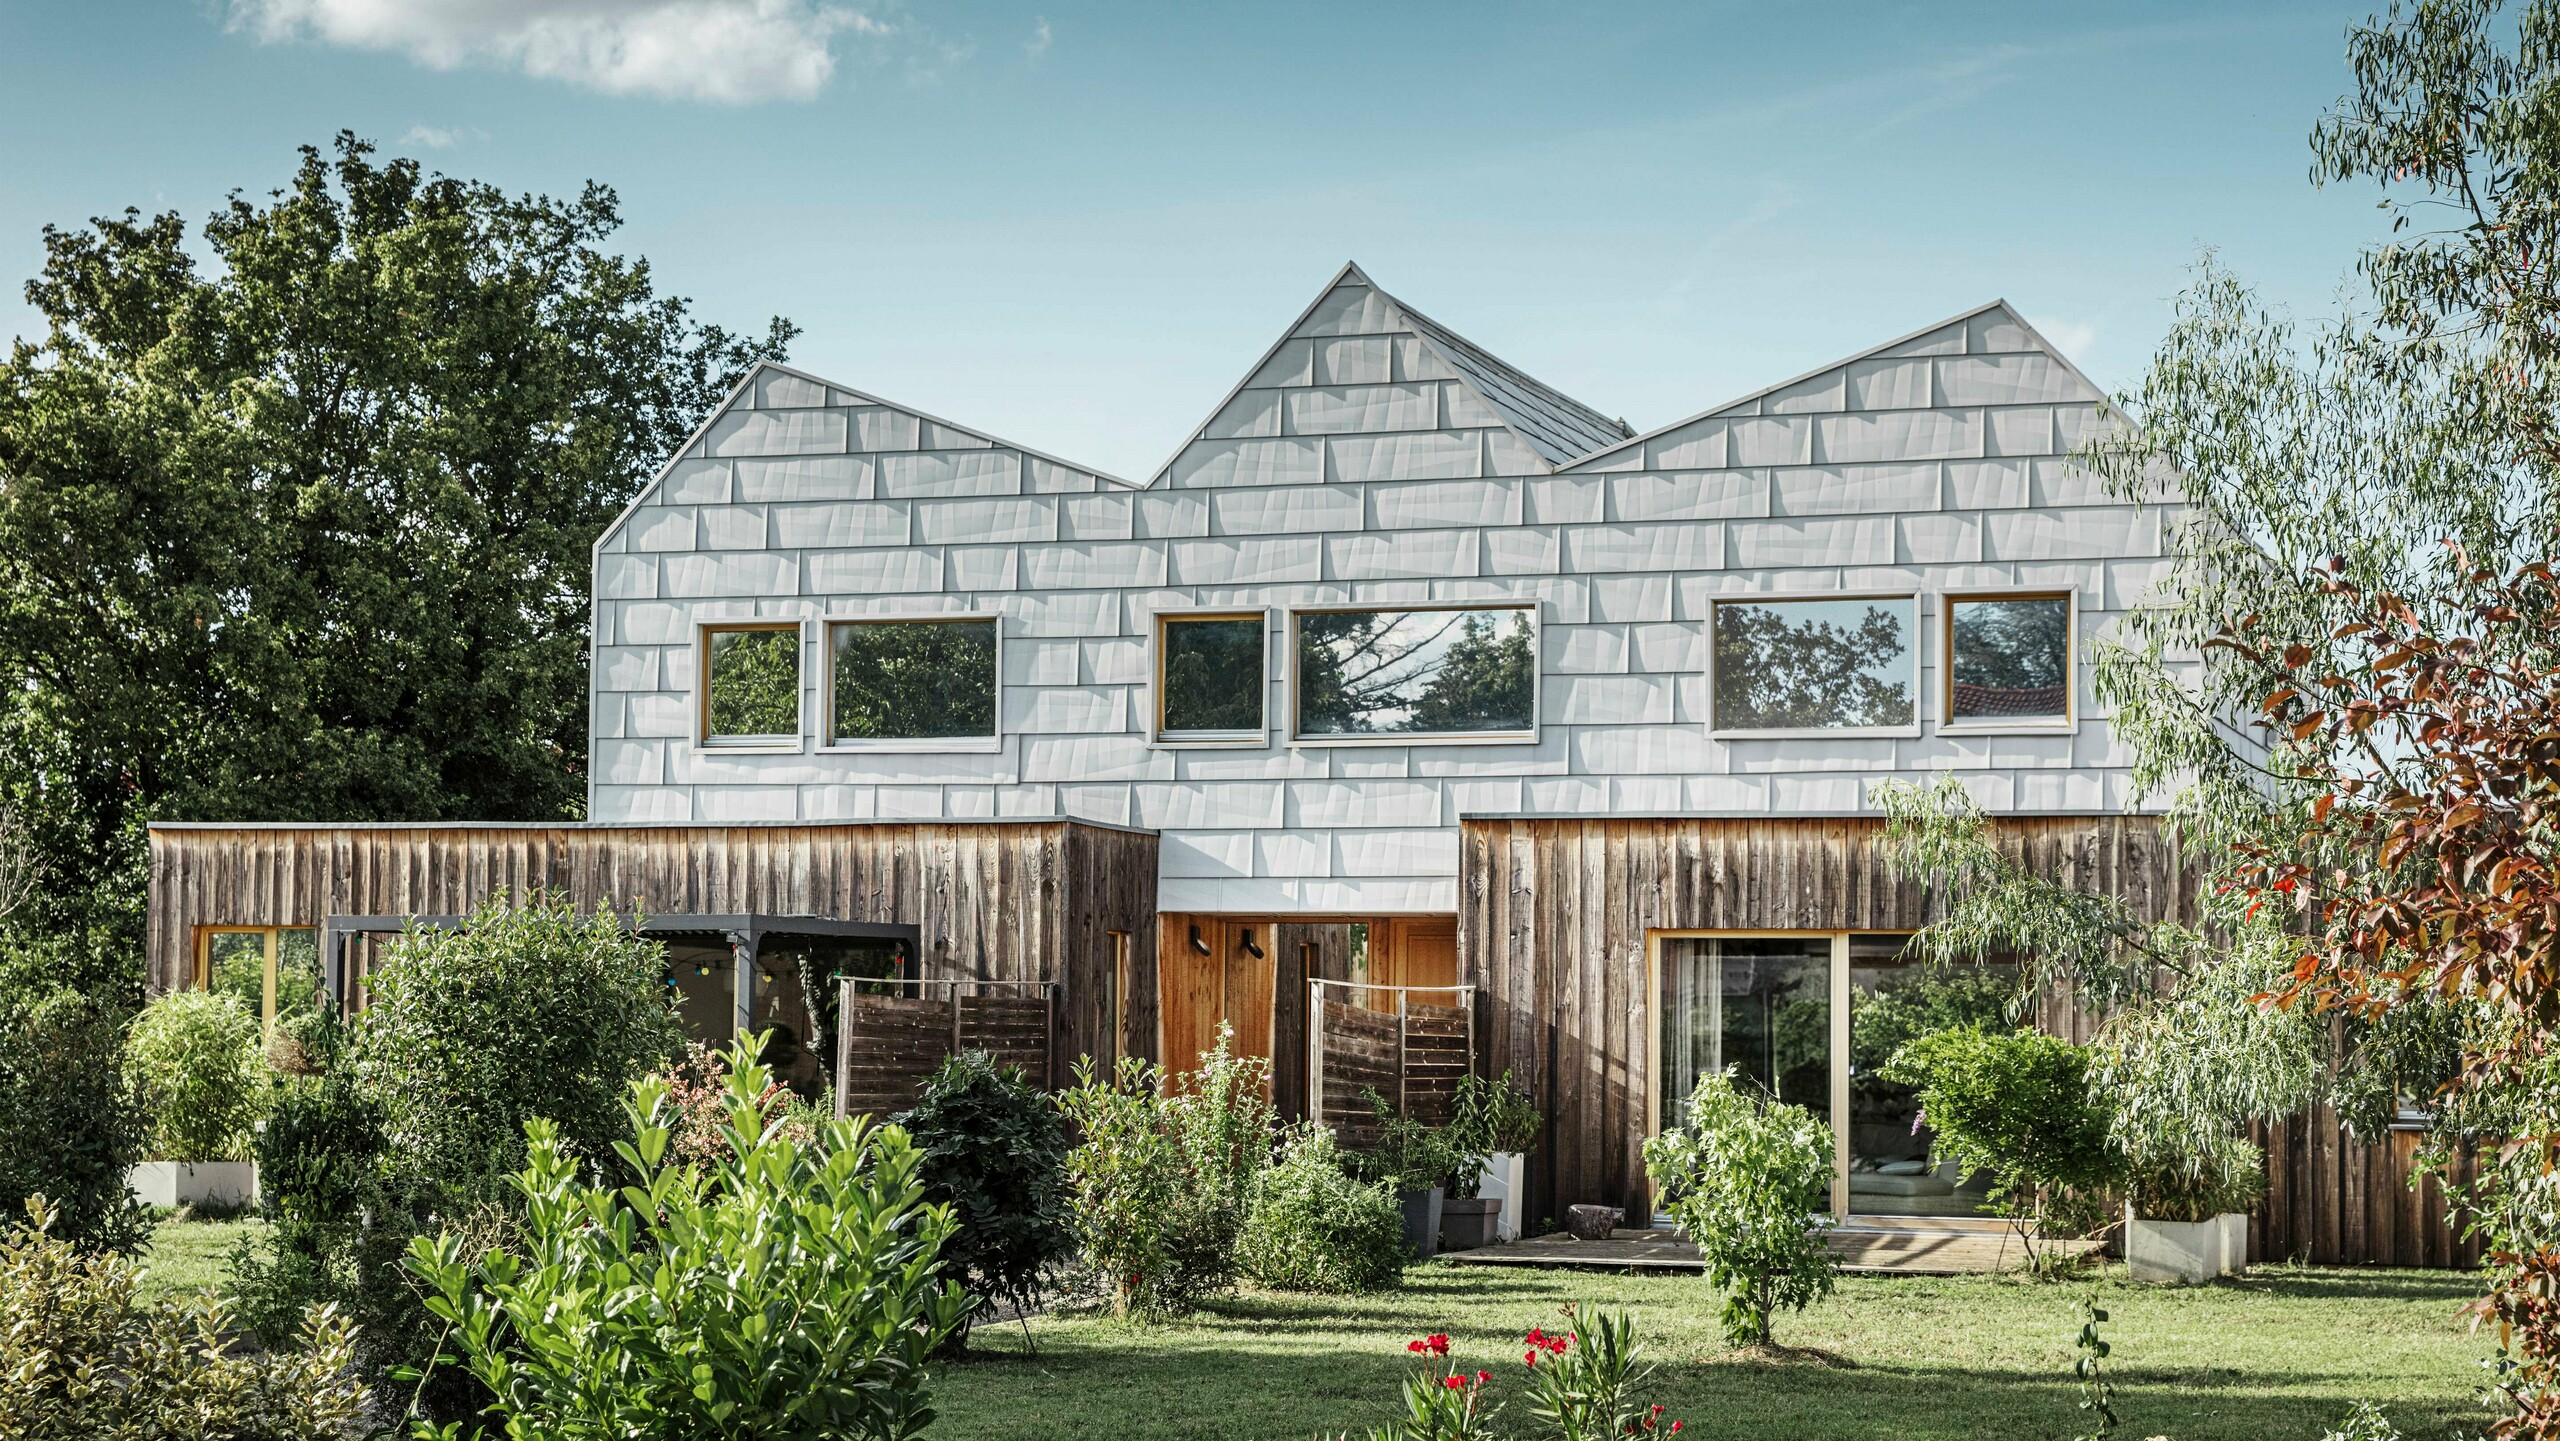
(1459, 815), (2196, 1239)
(2253, 1114), (2481, 1269)
(147, 821), (1157, 1097)
(1317, 1000), (1401, 1148)
(1314, 990), (1472, 1149)
(835, 987), (1056, 1118)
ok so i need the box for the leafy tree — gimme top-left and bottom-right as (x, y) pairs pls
(1643, 1072), (1836, 1348)
(406, 1034), (968, 1441)
(829, 619), (998, 741)
(0, 987), (147, 1254)
(1408, 609), (1536, 734)
(893, 1050), (1074, 1349)
(1882, 1027), (2119, 1273)
(1713, 601), (1912, 729)
(704, 627), (802, 737)
(1948, 597), (2070, 694)
(1295, 609), (1534, 735)
(0, 133), (789, 955)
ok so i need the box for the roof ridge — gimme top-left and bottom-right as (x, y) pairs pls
(1370, 281), (1632, 468)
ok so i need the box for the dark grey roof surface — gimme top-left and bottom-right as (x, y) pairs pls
(1388, 293), (1631, 466)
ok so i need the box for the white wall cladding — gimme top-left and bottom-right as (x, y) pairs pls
(591, 278), (2176, 914)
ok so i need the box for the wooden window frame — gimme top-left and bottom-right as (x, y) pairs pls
(1705, 591), (1924, 739)
(1148, 607), (1271, 748)
(1938, 588), (2077, 734)
(696, 620), (807, 752)
(193, 924), (319, 1029)
(1284, 602), (1542, 747)
(817, 613), (1005, 754)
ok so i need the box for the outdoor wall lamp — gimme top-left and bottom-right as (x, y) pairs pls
(1240, 927), (1265, 959)
(1189, 924), (1211, 955)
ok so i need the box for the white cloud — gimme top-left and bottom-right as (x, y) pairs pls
(2031, 315), (2100, 357)
(228, 0), (890, 103)
(1024, 17), (1049, 60)
(401, 123), (482, 148)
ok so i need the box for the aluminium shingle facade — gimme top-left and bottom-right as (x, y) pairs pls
(588, 263), (2176, 914)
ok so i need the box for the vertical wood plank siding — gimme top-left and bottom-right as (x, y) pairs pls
(149, 821), (1159, 1075)
(1458, 814), (2472, 1269)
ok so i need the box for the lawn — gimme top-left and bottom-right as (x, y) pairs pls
(136, 1213), (265, 1304)
(932, 1261), (2496, 1441)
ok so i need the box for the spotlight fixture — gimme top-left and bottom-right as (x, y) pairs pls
(1188, 924), (1211, 956)
(1240, 927), (1265, 959)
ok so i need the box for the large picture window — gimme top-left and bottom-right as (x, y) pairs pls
(1293, 605), (1536, 740)
(1157, 613), (1266, 740)
(1711, 596), (1917, 732)
(701, 624), (802, 745)
(827, 617), (999, 745)
(1945, 593), (2071, 724)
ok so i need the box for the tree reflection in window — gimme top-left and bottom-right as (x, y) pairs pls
(1712, 597), (1915, 730)
(1295, 607), (1535, 737)
(1948, 596), (2070, 721)
(1160, 616), (1265, 735)
(828, 619), (998, 742)
(705, 627), (800, 740)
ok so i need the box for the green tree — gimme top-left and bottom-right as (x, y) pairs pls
(1712, 603), (1912, 729)
(1643, 1072), (1836, 1348)
(0, 133), (790, 957)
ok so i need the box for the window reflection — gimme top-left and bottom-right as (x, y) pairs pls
(1294, 606), (1535, 737)
(1160, 615), (1265, 735)
(828, 619), (998, 743)
(1659, 937), (1831, 1129)
(1848, 933), (2021, 1218)
(1712, 597), (1916, 730)
(705, 626), (801, 740)
(1948, 596), (2071, 721)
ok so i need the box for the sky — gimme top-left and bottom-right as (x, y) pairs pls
(0, 1), (2390, 481)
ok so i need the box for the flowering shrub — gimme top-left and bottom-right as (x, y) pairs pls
(1238, 1122), (1406, 1293)
(1341, 1311), (1679, 1441)
(656, 1039), (806, 1166)
(1643, 1072), (1837, 1348)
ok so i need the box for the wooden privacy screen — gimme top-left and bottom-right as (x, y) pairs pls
(834, 979), (1056, 1119)
(1311, 980), (1474, 1149)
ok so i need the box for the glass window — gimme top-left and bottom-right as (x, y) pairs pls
(199, 926), (321, 1028)
(204, 931), (267, 1016)
(1159, 614), (1265, 737)
(1659, 936), (1831, 1129)
(1294, 606), (1536, 738)
(1848, 934), (2022, 1218)
(1712, 596), (1917, 731)
(828, 619), (998, 743)
(703, 625), (802, 742)
(1947, 595), (2071, 722)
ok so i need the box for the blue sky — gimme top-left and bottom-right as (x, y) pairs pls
(3, 1), (2386, 480)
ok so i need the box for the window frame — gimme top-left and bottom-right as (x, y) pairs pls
(1938, 588), (2077, 734)
(817, 612), (1005, 754)
(192, 924), (322, 1029)
(1284, 601), (1543, 747)
(695, 620), (808, 753)
(1705, 590), (1924, 739)
(1149, 607), (1271, 748)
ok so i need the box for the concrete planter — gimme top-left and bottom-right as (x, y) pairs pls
(2126, 1209), (2248, 1284)
(1440, 1196), (1502, 1252)
(1477, 1152), (1528, 1240)
(129, 1160), (257, 1210)
(1396, 1185), (1446, 1259)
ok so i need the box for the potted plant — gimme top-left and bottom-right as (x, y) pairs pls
(123, 990), (267, 1209)
(1442, 1071), (1541, 1248)
(1361, 1092), (1461, 1259)
(2124, 1133), (2265, 1284)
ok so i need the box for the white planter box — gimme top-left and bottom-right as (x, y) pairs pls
(1478, 1152), (1528, 1240)
(2126, 1208), (2248, 1284)
(129, 1160), (258, 1210)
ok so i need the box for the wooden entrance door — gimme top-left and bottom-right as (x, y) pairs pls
(1157, 915), (1277, 1079)
(1359, 916), (1459, 1007)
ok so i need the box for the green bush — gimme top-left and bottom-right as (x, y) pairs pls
(354, 892), (683, 1213)
(2126, 1130), (2266, 1223)
(0, 988), (147, 1254)
(0, 1197), (366, 1440)
(1884, 1026), (2118, 1268)
(1441, 1071), (1542, 1199)
(894, 1049), (1074, 1345)
(123, 989), (266, 1162)
(1360, 1089), (1467, 1192)
(228, 1068), (420, 1370)
(1055, 1027), (1272, 1318)
(1238, 1123), (1406, 1294)
(407, 1034), (969, 1439)
(1643, 1071), (1837, 1349)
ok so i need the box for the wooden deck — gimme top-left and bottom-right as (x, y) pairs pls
(1442, 1222), (2105, 1277)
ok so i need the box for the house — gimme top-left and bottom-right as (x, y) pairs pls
(144, 264), (2467, 1266)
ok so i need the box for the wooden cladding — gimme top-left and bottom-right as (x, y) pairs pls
(147, 820), (1159, 1073)
(835, 984), (1055, 1119)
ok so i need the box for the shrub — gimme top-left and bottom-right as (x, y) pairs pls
(1239, 1123), (1406, 1293)
(1643, 1071), (1836, 1349)
(1445, 1072), (1542, 1198)
(0, 1197), (366, 1441)
(406, 1034), (969, 1440)
(1884, 1026), (2119, 1269)
(227, 1069), (421, 1374)
(354, 892), (683, 1213)
(1362, 1090), (1468, 1192)
(2125, 1131), (2266, 1223)
(656, 1040), (811, 1166)
(1056, 1027), (1272, 1317)
(0, 988), (147, 1254)
(894, 1049), (1074, 1345)
(123, 989), (266, 1162)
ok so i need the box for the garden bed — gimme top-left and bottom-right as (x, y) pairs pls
(928, 1261), (2492, 1441)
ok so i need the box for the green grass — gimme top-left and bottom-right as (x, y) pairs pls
(931, 1262), (2497, 1441)
(135, 1213), (263, 1304)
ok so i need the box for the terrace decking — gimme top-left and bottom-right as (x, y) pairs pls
(1441, 1222), (2108, 1277)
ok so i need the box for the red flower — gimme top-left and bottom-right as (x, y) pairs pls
(1524, 1350), (1538, 1367)
(1475, 1371), (1490, 1384)
(1443, 1375), (1466, 1391)
(1671, 1423), (1683, 1433)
